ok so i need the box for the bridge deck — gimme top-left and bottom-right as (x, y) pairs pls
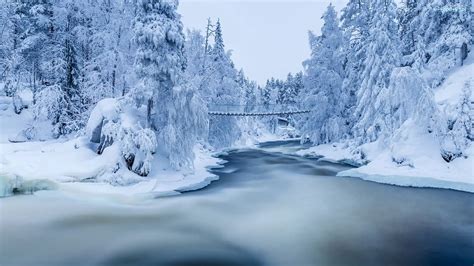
(208, 110), (311, 116)
(208, 104), (310, 116)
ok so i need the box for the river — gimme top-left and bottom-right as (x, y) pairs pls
(0, 140), (473, 266)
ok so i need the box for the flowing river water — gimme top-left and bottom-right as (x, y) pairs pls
(0, 140), (473, 266)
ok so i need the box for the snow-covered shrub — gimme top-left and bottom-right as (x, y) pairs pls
(440, 82), (472, 161)
(33, 85), (66, 131)
(32, 85), (82, 137)
(122, 126), (157, 177)
(391, 156), (414, 168)
(2, 79), (16, 97)
(385, 67), (439, 134)
(12, 94), (26, 114)
(160, 82), (208, 170)
(87, 98), (157, 177)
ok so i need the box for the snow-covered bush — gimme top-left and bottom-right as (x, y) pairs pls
(12, 94), (26, 114)
(121, 126), (157, 177)
(385, 67), (438, 135)
(439, 82), (472, 161)
(87, 98), (157, 177)
(33, 85), (64, 122)
(2, 79), (16, 97)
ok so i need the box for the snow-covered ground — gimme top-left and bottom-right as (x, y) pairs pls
(297, 132), (473, 193)
(0, 100), (223, 198)
(296, 58), (474, 193)
(0, 138), (221, 199)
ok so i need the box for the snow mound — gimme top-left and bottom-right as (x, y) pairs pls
(297, 119), (473, 193)
(86, 98), (121, 142)
(434, 60), (474, 106)
(0, 174), (58, 197)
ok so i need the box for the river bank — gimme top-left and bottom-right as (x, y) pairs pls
(1, 141), (473, 266)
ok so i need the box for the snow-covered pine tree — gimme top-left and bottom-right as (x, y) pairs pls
(82, 0), (136, 104)
(133, 0), (207, 170)
(262, 79), (273, 107)
(353, 0), (401, 142)
(55, 38), (83, 136)
(0, 0), (18, 96)
(340, 0), (370, 112)
(300, 3), (347, 144)
(440, 80), (473, 162)
(207, 19), (242, 148)
(14, 0), (55, 99)
(292, 72), (303, 103)
(398, 0), (420, 58)
(414, 0), (472, 85)
(277, 73), (292, 105)
(184, 29), (206, 80)
(133, 0), (186, 128)
(0, 1), (13, 82)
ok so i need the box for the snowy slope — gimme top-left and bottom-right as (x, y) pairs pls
(298, 58), (474, 193)
(0, 100), (222, 198)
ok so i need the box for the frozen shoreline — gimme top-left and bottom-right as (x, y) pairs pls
(296, 142), (473, 193)
(1, 134), (472, 198)
(0, 137), (224, 199)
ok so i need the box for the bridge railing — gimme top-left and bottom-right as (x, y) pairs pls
(208, 103), (309, 115)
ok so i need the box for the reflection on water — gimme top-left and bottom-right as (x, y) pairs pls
(0, 141), (473, 266)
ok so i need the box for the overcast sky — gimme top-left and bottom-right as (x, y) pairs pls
(179, 0), (348, 85)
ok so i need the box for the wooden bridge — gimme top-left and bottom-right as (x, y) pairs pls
(208, 104), (311, 116)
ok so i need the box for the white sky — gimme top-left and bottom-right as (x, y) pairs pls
(179, 0), (348, 85)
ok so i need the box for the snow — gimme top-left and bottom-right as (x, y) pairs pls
(434, 53), (474, 113)
(0, 103), (222, 198)
(295, 52), (474, 193)
(0, 137), (221, 198)
(296, 121), (473, 193)
(86, 98), (120, 139)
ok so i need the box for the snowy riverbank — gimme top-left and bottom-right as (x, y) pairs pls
(0, 135), (223, 199)
(295, 139), (473, 193)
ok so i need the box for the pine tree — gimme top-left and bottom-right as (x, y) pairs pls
(301, 4), (347, 144)
(399, 0), (420, 57)
(262, 79), (273, 106)
(415, 0), (472, 85)
(82, 0), (136, 103)
(133, 0), (186, 128)
(353, 0), (401, 142)
(206, 19), (242, 148)
(133, 0), (206, 170)
(339, 0), (370, 132)
(14, 0), (54, 98)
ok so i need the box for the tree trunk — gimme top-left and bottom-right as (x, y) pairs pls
(147, 98), (153, 128)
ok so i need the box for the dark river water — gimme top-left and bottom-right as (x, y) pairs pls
(0, 140), (473, 266)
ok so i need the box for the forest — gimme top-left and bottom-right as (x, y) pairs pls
(0, 0), (472, 193)
(1, 1), (473, 265)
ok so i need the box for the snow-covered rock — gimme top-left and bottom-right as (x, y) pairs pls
(86, 98), (121, 143)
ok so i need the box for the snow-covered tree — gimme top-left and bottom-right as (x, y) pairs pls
(133, 0), (207, 170)
(353, 0), (401, 142)
(440, 80), (473, 161)
(300, 4), (347, 144)
(16, 0), (54, 93)
(82, 0), (136, 104)
(340, 0), (370, 109)
(133, 0), (186, 128)
(206, 20), (242, 148)
(0, 1), (14, 82)
(398, 0), (420, 57)
(414, 0), (472, 85)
